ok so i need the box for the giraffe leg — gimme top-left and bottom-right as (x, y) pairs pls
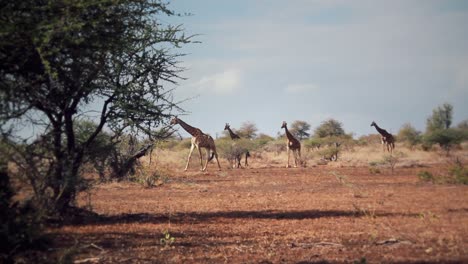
(185, 144), (195, 171)
(293, 149), (297, 168)
(245, 153), (249, 167)
(198, 147), (204, 171)
(202, 148), (210, 171)
(286, 146), (291, 168)
(297, 149), (303, 167)
(215, 151), (221, 170)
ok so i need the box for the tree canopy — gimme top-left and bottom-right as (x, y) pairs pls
(237, 121), (258, 139)
(0, 0), (193, 214)
(426, 103), (453, 133)
(314, 119), (345, 138)
(289, 120), (311, 140)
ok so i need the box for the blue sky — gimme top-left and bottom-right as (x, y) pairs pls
(165, 0), (468, 138)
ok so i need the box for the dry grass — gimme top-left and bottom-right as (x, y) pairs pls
(38, 141), (468, 263)
(143, 142), (467, 174)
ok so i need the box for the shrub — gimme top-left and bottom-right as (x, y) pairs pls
(318, 146), (340, 161)
(262, 139), (286, 154)
(424, 128), (467, 155)
(314, 119), (346, 138)
(398, 123), (422, 148)
(303, 137), (324, 151)
(218, 138), (251, 167)
(0, 165), (48, 263)
(449, 162), (468, 185)
(418, 171), (434, 182)
(132, 166), (169, 188)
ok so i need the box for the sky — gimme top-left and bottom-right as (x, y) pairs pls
(165, 0), (468, 138)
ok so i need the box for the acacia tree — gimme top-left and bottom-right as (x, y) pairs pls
(314, 119), (345, 138)
(426, 103), (453, 132)
(237, 121), (258, 139)
(289, 120), (311, 140)
(398, 123), (422, 148)
(0, 0), (192, 215)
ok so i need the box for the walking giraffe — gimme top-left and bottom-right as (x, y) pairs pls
(224, 123), (250, 168)
(371, 121), (395, 153)
(170, 117), (221, 171)
(281, 121), (303, 168)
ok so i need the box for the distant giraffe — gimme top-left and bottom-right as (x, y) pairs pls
(170, 117), (221, 171)
(281, 121), (302, 168)
(371, 121), (395, 153)
(224, 123), (250, 168)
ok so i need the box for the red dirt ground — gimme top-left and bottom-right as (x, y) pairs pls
(47, 165), (468, 263)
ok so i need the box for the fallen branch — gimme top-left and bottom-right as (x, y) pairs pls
(291, 241), (343, 249)
(74, 257), (100, 263)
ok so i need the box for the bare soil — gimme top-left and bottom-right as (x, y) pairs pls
(47, 165), (468, 263)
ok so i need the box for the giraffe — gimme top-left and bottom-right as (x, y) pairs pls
(224, 123), (250, 168)
(281, 121), (302, 168)
(370, 121), (395, 153)
(170, 117), (221, 171)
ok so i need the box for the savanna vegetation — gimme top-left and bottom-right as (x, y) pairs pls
(1, 0), (467, 263)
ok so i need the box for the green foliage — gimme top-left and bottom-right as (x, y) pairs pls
(318, 146), (340, 161)
(132, 167), (169, 188)
(418, 171), (435, 182)
(357, 134), (381, 146)
(160, 230), (175, 247)
(368, 161), (381, 174)
(75, 120), (115, 179)
(237, 121), (258, 139)
(262, 139), (286, 154)
(353, 257), (367, 264)
(216, 138), (250, 167)
(252, 133), (274, 149)
(0, 164), (48, 263)
(398, 123), (422, 147)
(457, 119), (468, 130)
(1, 0), (191, 216)
(449, 162), (468, 185)
(423, 128), (467, 155)
(381, 153), (404, 174)
(289, 120), (311, 140)
(314, 119), (345, 138)
(426, 103), (453, 133)
(303, 137), (324, 150)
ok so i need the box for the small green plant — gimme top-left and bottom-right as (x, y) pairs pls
(448, 161), (468, 185)
(352, 203), (376, 219)
(418, 171), (434, 182)
(353, 257), (367, 264)
(380, 152), (406, 174)
(133, 167), (168, 188)
(333, 172), (366, 198)
(369, 167), (381, 174)
(160, 230), (175, 247)
(418, 211), (439, 222)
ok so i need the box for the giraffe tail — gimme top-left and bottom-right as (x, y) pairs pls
(208, 151), (215, 162)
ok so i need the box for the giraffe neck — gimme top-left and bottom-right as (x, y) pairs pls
(284, 126), (296, 142)
(177, 119), (200, 137)
(373, 123), (389, 136)
(227, 127), (240, 139)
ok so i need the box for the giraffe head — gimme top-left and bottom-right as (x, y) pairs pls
(224, 123), (230, 131)
(281, 121), (287, 129)
(170, 116), (180, 125)
(370, 121), (376, 127)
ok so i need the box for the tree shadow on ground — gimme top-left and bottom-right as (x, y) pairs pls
(65, 208), (419, 226)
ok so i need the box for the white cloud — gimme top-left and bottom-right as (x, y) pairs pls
(191, 68), (242, 95)
(285, 83), (320, 94)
